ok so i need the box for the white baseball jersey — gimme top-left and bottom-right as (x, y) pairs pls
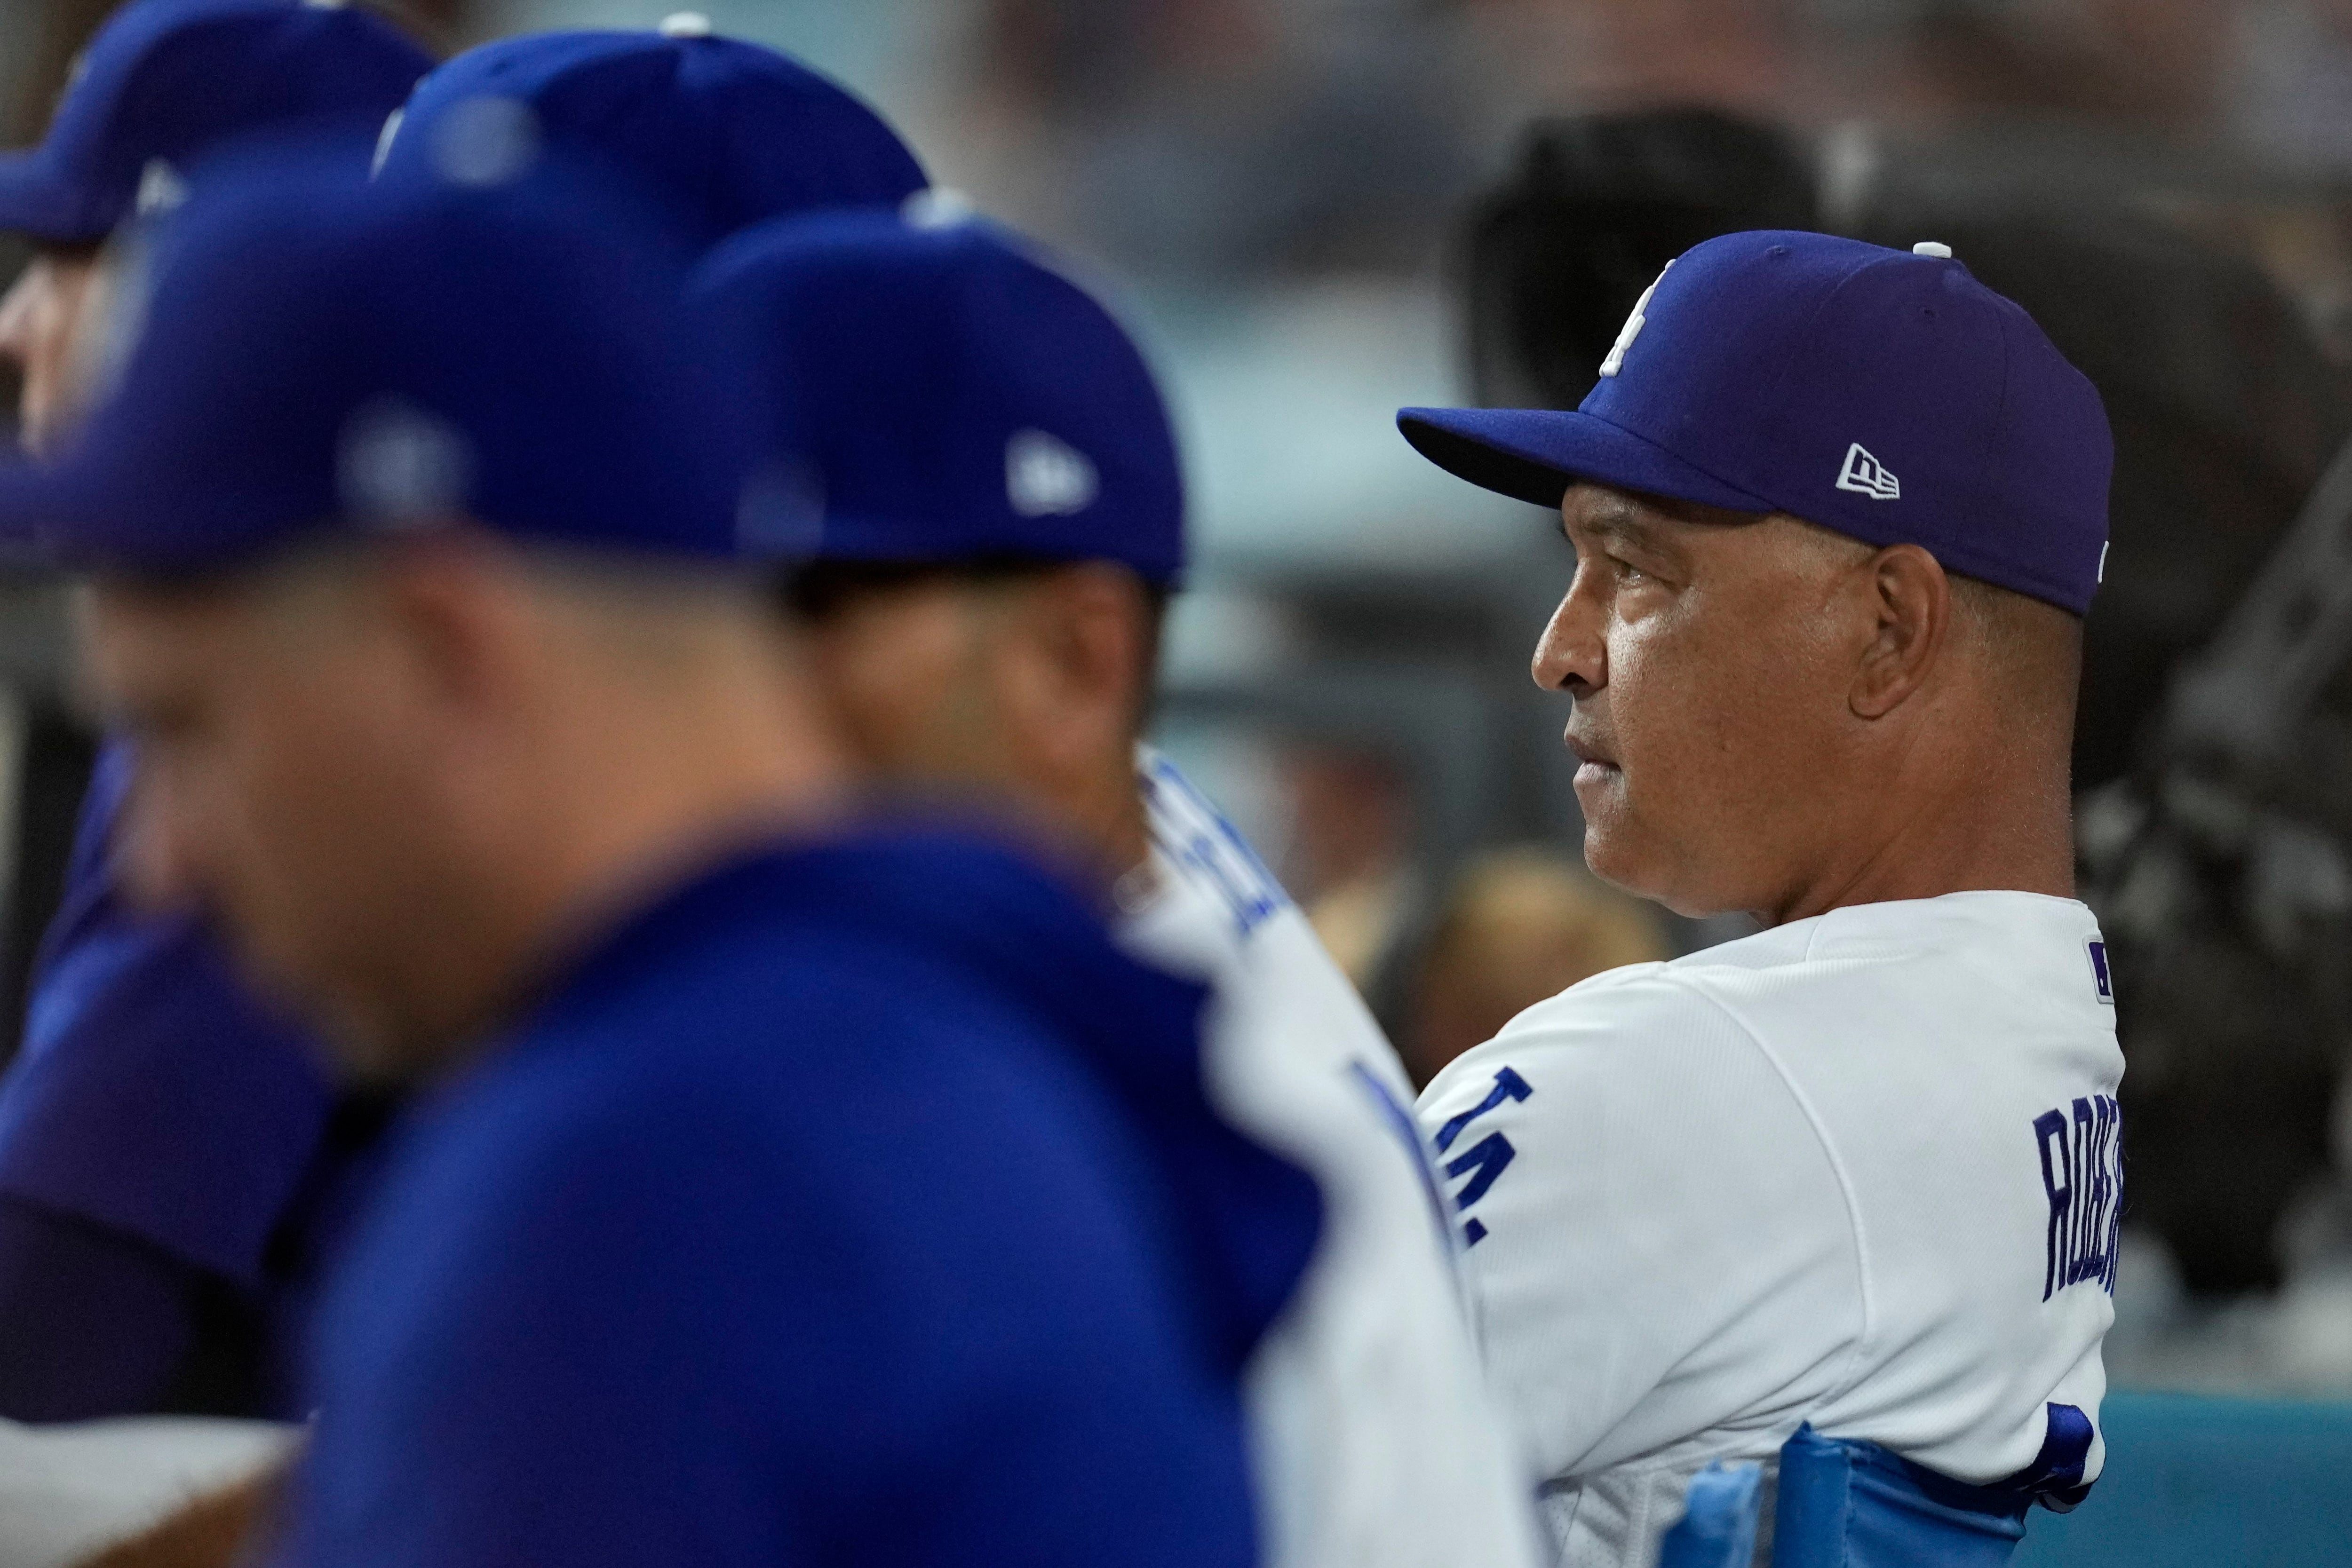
(1416, 890), (2123, 1568)
(1119, 752), (1546, 1568)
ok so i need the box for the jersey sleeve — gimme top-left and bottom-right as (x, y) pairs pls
(0, 1196), (199, 1419)
(0, 743), (334, 1287)
(1414, 970), (1864, 1481)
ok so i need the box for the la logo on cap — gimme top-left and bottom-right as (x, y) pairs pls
(1598, 260), (1671, 378)
(135, 158), (186, 216)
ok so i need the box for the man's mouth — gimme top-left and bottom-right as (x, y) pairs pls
(1565, 732), (1619, 773)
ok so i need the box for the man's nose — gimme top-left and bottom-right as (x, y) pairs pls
(1531, 580), (1606, 696)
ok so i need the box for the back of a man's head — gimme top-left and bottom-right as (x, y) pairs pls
(695, 207), (1184, 870)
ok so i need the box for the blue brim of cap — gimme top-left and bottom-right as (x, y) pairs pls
(0, 456), (68, 575)
(1397, 406), (1776, 516)
(0, 450), (155, 577)
(0, 449), (300, 578)
(0, 149), (107, 245)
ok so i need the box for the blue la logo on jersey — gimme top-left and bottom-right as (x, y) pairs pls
(2084, 940), (2114, 1005)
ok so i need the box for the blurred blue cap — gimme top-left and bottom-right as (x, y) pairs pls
(693, 207), (1185, 585)
(0, 0), (431, 245)
(374, 16), (926, 253)
(1, 135), (752, 575)
(1399, 230), (2113, 614)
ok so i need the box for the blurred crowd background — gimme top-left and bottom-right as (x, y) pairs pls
(8, 0), (2352, 1400)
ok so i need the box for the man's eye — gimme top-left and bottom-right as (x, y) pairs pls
(1613, 557), (1649, 584)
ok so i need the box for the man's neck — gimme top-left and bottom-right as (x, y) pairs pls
(1761, 730), (2076, 927)
(1040, 749), (1153, 887)
(412, 674), (850, 1071)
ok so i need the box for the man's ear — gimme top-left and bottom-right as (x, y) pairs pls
(1018, 563), (1154, 760)
(1850, 543), (1952, 720)
(373, 528), (541, 721)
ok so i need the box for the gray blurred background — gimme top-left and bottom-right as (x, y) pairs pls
(11, 0), (2352, 1399)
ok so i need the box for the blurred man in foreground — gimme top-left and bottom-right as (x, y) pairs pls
(0, 6), (929, 1430)
(16, 140), (1315, 1568)
(0, 0), (433, 1423)
(696, 207), (1545, 1568)
(1400, 232), (2122, 1563)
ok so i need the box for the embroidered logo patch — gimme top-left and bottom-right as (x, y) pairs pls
(1835, 442), (1900, 500)
(1597, 261), (1672, 378)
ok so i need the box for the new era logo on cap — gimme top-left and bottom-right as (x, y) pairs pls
(337, 396), (472, 528)
(1006, 428), (1098, 517)
(1835, 442), (1899, 501)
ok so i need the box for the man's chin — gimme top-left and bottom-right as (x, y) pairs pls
(250, 973), (429, 1086)
(1578, 820), (1653, 900)
(1582, 837), (1760, 924)
(1580, 821), (1710, 919)
(312, 1000), (478, 1087)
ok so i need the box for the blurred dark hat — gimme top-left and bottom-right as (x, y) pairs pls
(0, 0), (431, 245)
(0, 133), (753, 574)
(373, 13), (927, 254)
(694, 205), (1185, 585)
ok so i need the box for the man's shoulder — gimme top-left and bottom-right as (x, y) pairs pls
(437, 952), (1092, 1198)
(347, 968), (1173, 1381)
(1429, 957), (1751, 1090)
(0, 902), (333, 1283)
(311, 1003), (1255, 1568)
(1414, 958), (1831, 1222)
(1126, 752), (1410, 1085)
(1483, 891), (2115, 1053)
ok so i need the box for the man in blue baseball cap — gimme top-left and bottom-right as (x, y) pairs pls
(0, 0), (435, 1431)
(0, 6), (928, 1438)
(694, 209), (1548, 1568)
(0, 0), (431, 450)
(1402, 232), (2123, 1564)
(21, 136), (1314, 1568)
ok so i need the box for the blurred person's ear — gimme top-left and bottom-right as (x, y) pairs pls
(366, 529), (540, 717)
(998, 562), (1157, 772)
(794, 572), (995, 782)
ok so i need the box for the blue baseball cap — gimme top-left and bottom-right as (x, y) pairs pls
(0, 0), (431, 245)
(0, 135), (751, 575)
(692, 207), (1185, 585)
(1399, 230), (2114, 614)
(374, 16), (926, 254)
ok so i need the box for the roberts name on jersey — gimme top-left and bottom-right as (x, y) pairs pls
(1415, 890), (2123, 1568)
